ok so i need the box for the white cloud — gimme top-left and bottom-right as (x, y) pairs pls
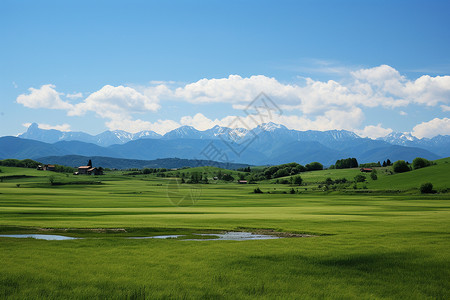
(399, 111), (408, 116)
(104, 116), (180, 134)
(22, 122), (71, 131)
(69, 85), (160, 118)
(180, 113), (219, 130)
(15, 66), (450, 138)
(356, 124), (393, 139)
(16, 84), (73, 110)
(66, 92), (83, 99)
(352, 65), (450, 107)
(174, 75), (299, 104)
(441, 105), (450, 112)
(412, 118), (450, 138)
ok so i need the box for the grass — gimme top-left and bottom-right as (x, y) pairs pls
(0, 162), (449, 299)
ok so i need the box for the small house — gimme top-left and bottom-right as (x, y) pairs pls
(360, 168), (373, 173)
(238, 180), (248, 184)
(78, 166), (91, 175)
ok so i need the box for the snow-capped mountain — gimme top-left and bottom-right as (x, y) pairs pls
(378, 132), (450, 157)
(6, 122), (448, 165)
(18, 123), (162, 147)
(378, 132), (419, 145)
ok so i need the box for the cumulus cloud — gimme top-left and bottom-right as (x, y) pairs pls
(69, 85), (160, 118)
(15, 66), (450, 138)
(22, 122), (71, 131)
(356, 124), (393, 139)
(16, 84), (73, 110)
(352, 65), (450, 107)
(412, 118), (450, 138)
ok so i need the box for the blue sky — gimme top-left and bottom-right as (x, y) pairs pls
(1, 0), (449, 138)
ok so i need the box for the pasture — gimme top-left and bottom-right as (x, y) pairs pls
(0, 163), (449, 299)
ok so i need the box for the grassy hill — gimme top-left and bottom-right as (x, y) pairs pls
(367, 157), (450, 191)
(260, 157), (450, 193)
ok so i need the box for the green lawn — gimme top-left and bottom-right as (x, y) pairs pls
(0, 164), (449, 299)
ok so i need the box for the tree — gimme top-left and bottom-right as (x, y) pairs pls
(393, 160), (410, 173)
(305, 162), (323, 171)
(335, 158), (358, 169)
(382, 161), (387, 167)
(293, 175), (303, 186)
(97, 167), (104, 175)
(370, 170), (378, 180)
(420, 182), (434, 194)
(222, 173), (234, 181)
(386, 159), (391, 166)
(413, 157), (431, 170)
(273, 168), (289, 178)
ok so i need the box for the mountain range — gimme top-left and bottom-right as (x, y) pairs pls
(0, 122), (448, 168)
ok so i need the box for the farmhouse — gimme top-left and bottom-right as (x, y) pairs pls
(77, 166), (99, 175)
(238, 180), (248, 184)
(360, 168), (373, 173)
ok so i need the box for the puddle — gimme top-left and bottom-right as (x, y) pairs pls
(128, 235), (183, 239)
(0, 232), (292, 241)
(128, 232), (282, 241)
(0, 234), (79, 240)
(186, 231), (281, 241)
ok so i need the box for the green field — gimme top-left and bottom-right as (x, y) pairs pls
(0, 161), (449, 299)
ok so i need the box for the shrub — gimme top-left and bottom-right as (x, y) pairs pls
(222, 173), (234, 181)
(393, 160), (410, 173)
(354, 174), (366, 182)
(289, 188), (296, 194)
(253, 187), (263, 194)
(412, 157), (431, 170)
(420, 182), (434, 194)
(370, 170), (378, 180)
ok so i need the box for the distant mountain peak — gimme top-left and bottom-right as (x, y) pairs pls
(258, 122), (287, 131)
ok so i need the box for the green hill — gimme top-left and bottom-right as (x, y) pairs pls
(367, 157), (450, 191)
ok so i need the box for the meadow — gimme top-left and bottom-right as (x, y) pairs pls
(0, 160), (449, 299)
